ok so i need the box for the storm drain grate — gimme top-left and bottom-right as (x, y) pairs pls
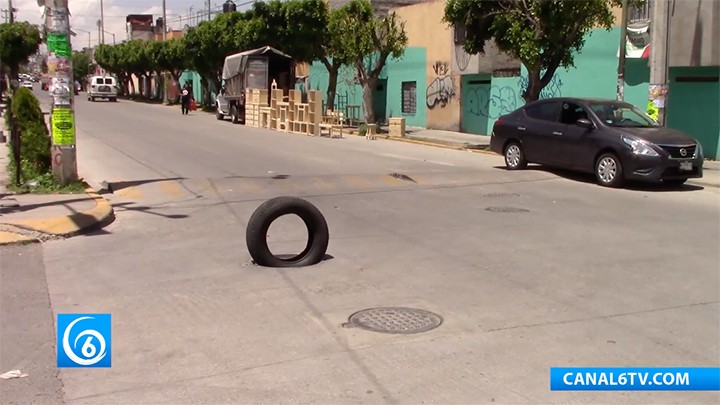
(387, 173), (417, 183)
(483, 192), (520, 198)
(485, 206), (530, 213)
(344, 307), (443, 334)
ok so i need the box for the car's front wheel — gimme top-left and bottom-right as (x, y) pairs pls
(504, 141), (528, 170)
(595, 153), (625, 188)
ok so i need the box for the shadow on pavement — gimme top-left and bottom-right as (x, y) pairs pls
(103, 177), (187, 193)
(0, 196), (95, 214)
(493, 165), (705, 192)
(113, 202), (189, 219)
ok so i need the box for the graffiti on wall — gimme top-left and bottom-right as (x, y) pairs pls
(426, 61), (456, 109)
(467, 74), (564, 119)
(466, 85), (519, 119)
(517, 74), (564, 99)
(454, 46), (471, 72)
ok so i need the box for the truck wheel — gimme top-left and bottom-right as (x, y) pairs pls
(230, 105), (239, 124)
(216, 109), (224, 120)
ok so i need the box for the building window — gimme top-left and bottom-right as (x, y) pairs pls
(454, 24), (467, 45)
(401, 81), (416, 114)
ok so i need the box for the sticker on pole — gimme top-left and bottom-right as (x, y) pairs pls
(47, 34), (71, 57)
(52, 109), (76, 146)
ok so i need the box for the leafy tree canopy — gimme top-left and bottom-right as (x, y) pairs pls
(0, 22), (42, 79)
(443, 0), (641, 101)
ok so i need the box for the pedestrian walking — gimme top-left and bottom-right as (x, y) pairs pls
(180, 84), (191, 115)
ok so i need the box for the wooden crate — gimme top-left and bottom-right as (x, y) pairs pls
(388, 117), (406, 137)
(307, 90), (322, 136)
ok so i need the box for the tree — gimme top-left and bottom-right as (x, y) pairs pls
(185, 12), (245, 105)
(333, 0), (407, 124)
(0, 22), (42, 86)
(72, 51), (93, 87)
(321, 8), (353, 111)
(158, 38), (189, 99)
(443, 0), (636, 102)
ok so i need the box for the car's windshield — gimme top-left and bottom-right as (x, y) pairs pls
(589, 102), (658, 127)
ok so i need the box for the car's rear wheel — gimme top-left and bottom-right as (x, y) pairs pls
(230, 105), (239, 124)
(595, 153), (625, 188)
(664, 178), (687, 187)
(504, 142), (528, 170)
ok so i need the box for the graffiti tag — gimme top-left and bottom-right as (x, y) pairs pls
(426, 61), (456, 109)
(466, 86), (518, 119)
(517, 74), (564, 99)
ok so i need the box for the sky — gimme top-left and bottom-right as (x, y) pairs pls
(9, 0), (252, 49)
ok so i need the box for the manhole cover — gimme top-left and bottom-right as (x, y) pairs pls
(485, 206), (530, 213)
(345, 307), (443, 334)
(483, 192), (520, 198)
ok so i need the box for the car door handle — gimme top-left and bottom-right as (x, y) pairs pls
(552, 131), (563, 136)
(518, 126), (526, 131)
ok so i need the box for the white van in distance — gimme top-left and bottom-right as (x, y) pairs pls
(88, 76), (117, 102)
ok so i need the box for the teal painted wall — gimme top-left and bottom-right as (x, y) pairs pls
(308, 47), (427, 127)
(462, 27), (650, 135)
(179, 71), (202, 101)
(667, 66), (720, 159)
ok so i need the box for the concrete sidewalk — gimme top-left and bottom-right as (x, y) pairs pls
(381, 126), (720, 188)
(0, 129), (115, 246)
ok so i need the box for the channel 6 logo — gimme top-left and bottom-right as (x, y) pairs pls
(57, 314), (111, 368)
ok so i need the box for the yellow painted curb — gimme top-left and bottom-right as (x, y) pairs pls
(0, 231), (37, 246)
(1, 187), (115, 237)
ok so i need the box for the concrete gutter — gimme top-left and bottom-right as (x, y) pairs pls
(0, 186), (115, 246)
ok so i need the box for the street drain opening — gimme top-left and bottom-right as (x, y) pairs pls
(271, 174), (290, 180)
(485, 206), (530, 213)
(483, 192), (520, 198)
(387, 173), (416, 183)
(343, 307), (443, 334)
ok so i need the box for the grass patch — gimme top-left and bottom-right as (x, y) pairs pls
(6, 157), (87, 194)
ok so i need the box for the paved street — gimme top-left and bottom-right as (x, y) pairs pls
(2, 95), (719, 404)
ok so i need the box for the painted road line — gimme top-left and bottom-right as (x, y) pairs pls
(310, 176), (342, 192)
(379, 153), (456, 167)
(113, 180), (144, 199)
(340, 175), (376, 189)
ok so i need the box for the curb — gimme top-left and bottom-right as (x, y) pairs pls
(383, 135), (497, 155)
(0, 186), (115, 246)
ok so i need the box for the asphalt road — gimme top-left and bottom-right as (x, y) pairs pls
(2, 93), (719, 404)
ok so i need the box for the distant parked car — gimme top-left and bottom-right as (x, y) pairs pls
(21, 80), (33, 90)
(490, 97), (704, 188)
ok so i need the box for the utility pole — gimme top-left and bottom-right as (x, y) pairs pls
(8, 0), (14, 23)
(207, 0), (212, 21)
(43, 0), (78, 184)
(100, 0), (105, 44)
(162, 0), (169, 106)
(616, 0), (629, 101)
(649, 0), (671, 125)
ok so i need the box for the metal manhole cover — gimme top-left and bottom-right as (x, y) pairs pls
(485, 206), (530, 213)
(345, 307), (443, 334)
(483, 192), (520, 198)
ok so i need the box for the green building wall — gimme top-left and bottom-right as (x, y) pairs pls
(307, 47), (428, 127)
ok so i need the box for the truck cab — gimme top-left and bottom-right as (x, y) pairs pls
(217, 46), (294, 124)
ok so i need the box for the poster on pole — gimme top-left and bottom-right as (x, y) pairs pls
(47, 33), (71, 57)
(51, 109), (76, 146)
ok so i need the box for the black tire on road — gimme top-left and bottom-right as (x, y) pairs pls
(216, 110), (224, 120)
(595, 152), (625, 188)
(246, 196), (329, 268)
(110, 98), (117, 102)
(504, 141), (528, 170)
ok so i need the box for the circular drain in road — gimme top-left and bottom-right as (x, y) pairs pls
(485, 206), (530, 213)
(345, 307), (443, 334)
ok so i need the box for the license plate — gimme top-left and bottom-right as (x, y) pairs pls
(679, 161), (693, 171)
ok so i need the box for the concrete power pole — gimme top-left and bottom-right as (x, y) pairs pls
(616, 0), (629, 101)
(649, 0), (671, 125)
(162, 0), (169, 105)
(100, 0), (105, 44)
(8, 0), (14, 23)
(44, 0), (78, 184)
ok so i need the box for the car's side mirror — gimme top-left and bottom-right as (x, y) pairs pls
(577, 118), (594, 129)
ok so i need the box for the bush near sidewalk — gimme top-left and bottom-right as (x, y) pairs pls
(4, 88), (84, 193)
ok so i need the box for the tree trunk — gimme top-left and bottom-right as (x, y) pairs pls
(522, 69), (543, 103)
(361, 77), (377, 124)
(321, 58), (340, 111)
